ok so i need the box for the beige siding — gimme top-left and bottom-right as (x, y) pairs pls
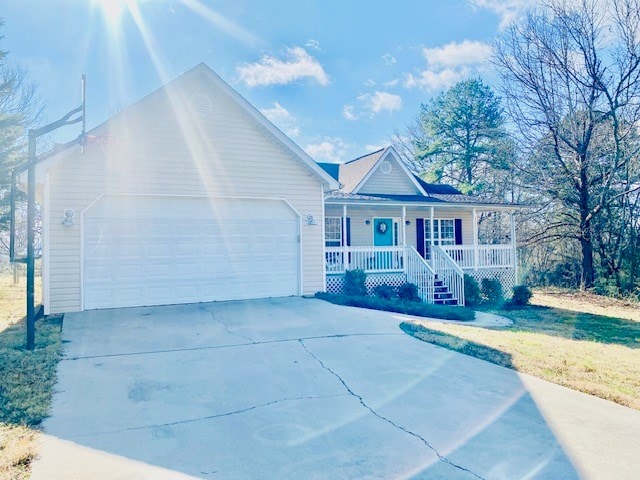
(357, 156), (421, 195)
(47, 70), (325, 313)
(324, 204), (474, 249)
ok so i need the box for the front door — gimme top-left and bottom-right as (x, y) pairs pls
(373, 218), (395, 246)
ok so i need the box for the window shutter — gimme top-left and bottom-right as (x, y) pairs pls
(346, 217), (351, 246)
(416, 218), (425, 258)
(454, 219), (462, 245)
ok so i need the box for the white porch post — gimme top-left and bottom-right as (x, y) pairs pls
(429, 206), (434, 250)
(472, 208), (479, 271)
(511, 211), (518, 283)
(401, 206), (407, 246)
(342, 204), (348, 270)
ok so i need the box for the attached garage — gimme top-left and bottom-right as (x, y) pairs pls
(32, 64), (338, 314)
(82, 195), (301, 309)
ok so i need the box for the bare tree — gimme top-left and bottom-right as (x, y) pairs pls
(494, 0), (640, 289)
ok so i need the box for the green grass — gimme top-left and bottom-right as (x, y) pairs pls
(316, 292), (475, 321)
(401, 302), (640, 409)
(0, 315), (64, 426)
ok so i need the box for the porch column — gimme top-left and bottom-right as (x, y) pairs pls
(401, 206), (407, 246)
(472, 208), (479, 271)
(511, 211), (518, 283)
(429, 206), (434, 250)
(342, 204), (348, 270)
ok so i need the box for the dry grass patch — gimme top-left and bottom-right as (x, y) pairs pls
(0, 425), (37, 480)
(0, 273), (59, 480)
(401, 294), (640, 410)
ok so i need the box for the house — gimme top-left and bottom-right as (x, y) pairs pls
(318, 147), (519, 306)
(24, 64), (518, 314)
(27, 63), (338, 314)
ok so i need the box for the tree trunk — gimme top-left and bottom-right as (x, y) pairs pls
(579, 168), (595, 290)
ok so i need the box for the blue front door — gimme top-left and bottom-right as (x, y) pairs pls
(373, 218), (394, 246)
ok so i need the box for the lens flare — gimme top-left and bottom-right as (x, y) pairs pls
(91, 0), (137, 27)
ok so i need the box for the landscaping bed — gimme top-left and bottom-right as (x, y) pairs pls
(316, 292), (475, 321)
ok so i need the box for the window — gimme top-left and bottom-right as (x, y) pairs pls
(325, 217), (342, 247)
(424, 219), (456, 258)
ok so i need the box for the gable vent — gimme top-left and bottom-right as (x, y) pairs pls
(189, 93), (212, 115)
(379, 160), (393, 174)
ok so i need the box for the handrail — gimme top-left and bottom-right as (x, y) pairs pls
(432, 245), (465, 306)
(404, 246), (435, 304)
(441, 244), (514, 269)
(325, 245), (405, 273)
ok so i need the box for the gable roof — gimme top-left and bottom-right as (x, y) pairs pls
(23, 64), (339, 190)
(320, 146), (521, 208)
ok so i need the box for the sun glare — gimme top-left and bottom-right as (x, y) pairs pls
(92, 0), (137, 27)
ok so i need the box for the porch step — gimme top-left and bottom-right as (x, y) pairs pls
(435, 298), (459, 306)
(434, 292), (454, 300)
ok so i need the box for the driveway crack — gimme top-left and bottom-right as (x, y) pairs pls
(200, 306), (256, 344)
(71, 393), (349, 438)
(298, 339), (486, 480)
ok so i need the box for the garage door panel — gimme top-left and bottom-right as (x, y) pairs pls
(83, 197), (300, 309)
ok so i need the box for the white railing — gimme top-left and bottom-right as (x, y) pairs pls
(432, 245), (465, 306)
(405, 246), (435, 303)
(325, 246), (405, 273)
(441, 245), (514, 269)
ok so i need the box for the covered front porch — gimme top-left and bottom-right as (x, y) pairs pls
(324, 201), (519, 305)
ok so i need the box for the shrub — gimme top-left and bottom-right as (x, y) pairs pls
(511, 285), (532, 306)
(372, 284), (396, 300)
(481, 277), (503, 304)
(463, 274), (482, 307)
(344, 269), (367, 297)
(397, 282), (421, 302)
(315, 292), (475, 321)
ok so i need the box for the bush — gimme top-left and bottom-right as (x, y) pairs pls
(344, 269), (367, 297)
(511, 285), (532, 306)
(315, 292), (475, 321)
(481, 277), (503, 304)
(397, 282), (421, 302)
(463, 274), (482, 307)
(372, 284), (396, 300)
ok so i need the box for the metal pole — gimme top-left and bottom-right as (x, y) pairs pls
(9, 170), (17, 262)
(26, 130), (36, 350)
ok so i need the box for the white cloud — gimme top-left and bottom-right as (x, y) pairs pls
(305, 137), (349, 162)
(260, 102), (300, 137)
(364, 79), (376, 87)
(343, 91), (403, 121)
(369, 91), (403, 113)
(365, 143), (386, 152)
(383, 78), (399, 87)
(469, 0), (533, 28)
(342, 105), (357, 121)
(382, 53), (397, 66)
(404, 40), (491, 91)
(305, 39), (322, 51)
(423, 40), (492, 68)
(237, 47), (329, 87)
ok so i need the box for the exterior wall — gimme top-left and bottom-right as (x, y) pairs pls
(325, 204), (474, 248)
(358, 156), (421, 196)
(47, 69), (325, 313)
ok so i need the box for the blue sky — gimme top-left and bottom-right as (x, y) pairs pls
(2, 0), (529, 162)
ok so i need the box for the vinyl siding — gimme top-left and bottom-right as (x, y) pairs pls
(47, 70), (325, 313)
(357, 156), (421, 195)
(324, 205), (474, 248)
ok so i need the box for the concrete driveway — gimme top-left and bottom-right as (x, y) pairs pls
(32, 298), (640, 479)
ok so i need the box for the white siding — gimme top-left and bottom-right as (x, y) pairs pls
(47, 70), (325, 313)
(325, 205), (474, 248)
(357, 156), (421, 195)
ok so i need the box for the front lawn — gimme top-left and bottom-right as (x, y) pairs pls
(401, 291), (640, 410)
(0, 273), (63, 480)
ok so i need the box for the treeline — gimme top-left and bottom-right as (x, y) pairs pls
(394, 0), (640, 299)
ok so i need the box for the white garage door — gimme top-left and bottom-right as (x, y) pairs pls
(83, 196), (300, 309)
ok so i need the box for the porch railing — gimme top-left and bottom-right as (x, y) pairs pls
(432, 245), (465, 306)
(441, 245), (514, 269)
(325, 246), (405, 273)
(405, 246), (435, 303)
